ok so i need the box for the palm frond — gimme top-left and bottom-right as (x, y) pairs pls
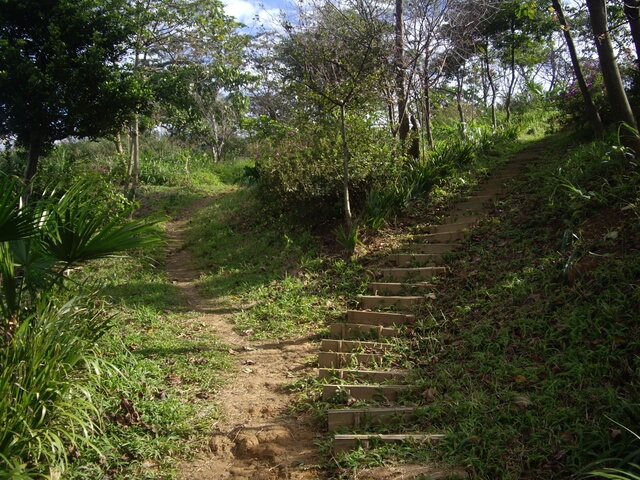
(38, 182), (163, 264)
(0, 176), (36, 242)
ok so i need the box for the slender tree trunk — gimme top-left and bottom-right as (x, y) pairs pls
(505, 25), (517, 123)
(395, 0), (410, 141)
(129, 115), (140, 197)
(387, 100), (396, 135)
(24, 129), (44, 183)
(552, 0), (605, 138)
(484, 42), (497, 130)
(456, 72), (466, 135)
(128, 46), (142, 198)
(423, 54), (434, 149)
(114, 133), (124, 155)
(624, 0), (640, 64)
(339, 103), (352, 228)
(586, 0), (640, 153)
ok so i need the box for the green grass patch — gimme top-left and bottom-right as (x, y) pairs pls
(320, 133), (640, 479)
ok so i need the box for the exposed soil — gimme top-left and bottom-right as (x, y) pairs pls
(164, 197), (323, 480)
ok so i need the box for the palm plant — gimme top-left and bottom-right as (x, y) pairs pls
(0, 175), (162, 329)
(0, 174), (162, 477)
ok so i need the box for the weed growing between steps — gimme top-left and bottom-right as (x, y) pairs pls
(327, 134), (640, 479)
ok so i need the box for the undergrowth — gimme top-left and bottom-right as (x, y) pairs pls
(326, 132), (640, 479)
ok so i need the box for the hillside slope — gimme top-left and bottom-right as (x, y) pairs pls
(326, 134), (640, 479)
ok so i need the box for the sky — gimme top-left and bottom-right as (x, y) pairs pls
(222, 0), (292, 34)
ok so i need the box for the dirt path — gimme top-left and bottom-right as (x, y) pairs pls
(163, 197), (323, 480)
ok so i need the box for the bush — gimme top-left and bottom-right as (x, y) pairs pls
(251, 115), (406, 226)
(551, 63), (609, 132)
(0, 297), (112, 478)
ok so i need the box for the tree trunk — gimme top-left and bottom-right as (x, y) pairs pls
(423, 55), (434, 149)
(409, 115), (420, 159)
(456, 72), (466, 136)
(586, 0), (640, 153)
(624, 0), (640, 64)
(484, 42), (497, 130)
(24, 129), (45, 183)
(114, 133), (124, 155)
(505, 25), (517, 124)
(129, 115), (140, 198)
(395, 0), (410, 141)
(387, 100), (396, 135)
(552, 0), (605, 138)
(339, 103), (353, 228)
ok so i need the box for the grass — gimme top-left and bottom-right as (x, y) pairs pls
(323, 131), (640, 479)
(58, 150), (367, 477)
(5, 125), (638, 478)
(65, 251), (232, 479)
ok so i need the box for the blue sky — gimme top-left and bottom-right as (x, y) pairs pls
(222, 0), (291, 33)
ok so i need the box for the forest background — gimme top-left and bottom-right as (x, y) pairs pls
(1, 0), (640, 478)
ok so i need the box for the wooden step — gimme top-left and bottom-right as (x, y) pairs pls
(405, 243), (459, 254)
(356, 465), (469, 479)
(329, 323), (400, 339)
(414, 230), (466, 243)
(368, 282), (433, 295)
(333, 433), (445, 453)
(389, 253), (444, 266)
(317, 352), (384, 369)
(328, 406), (418, 431)
(441, 214), (482, 225)
(428, 221), (477, 234)
(414, 231), (466, 243)
(379, 266), (446, 281)
(346, 310), (415, 326)
(451, 201), (492, 212)
(318, 368), (408, 383)
(322, 384), (409, 401)
(357, 295), (424, 309)
(321, 339), (394, 353)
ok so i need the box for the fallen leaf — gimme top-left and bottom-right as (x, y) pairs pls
(239, 329), (254, 337)
(512, 374), (528, 383)
(242, 368), (253, 373)
(187, 357), (209, 364)
(422, 387), (437, 403)
(512, 395), (532, 411)
(165, 373), (182, 386)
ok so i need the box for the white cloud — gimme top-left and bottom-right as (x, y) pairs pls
(223, 0), (289, 32)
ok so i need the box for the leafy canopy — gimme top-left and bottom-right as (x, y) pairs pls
(0, 0), (139, 166)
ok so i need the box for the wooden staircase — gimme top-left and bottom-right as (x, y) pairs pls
(318, 144), (549, 476)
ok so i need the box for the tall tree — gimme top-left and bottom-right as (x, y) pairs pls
(405, 0), (453, 148)
(394, 0), (411, 143)
(551, 0), (605, 137)
(125, 0), (239, 193)
(278, 0), (390, 227)
(153, 33), (256, 162)
(0, 0), (137, 183)
(623, 0), (640, 64)
(586, 0), (640, 153)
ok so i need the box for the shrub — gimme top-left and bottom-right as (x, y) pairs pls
(0, 297), (112, 478)
(251, 115), (405, 226)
